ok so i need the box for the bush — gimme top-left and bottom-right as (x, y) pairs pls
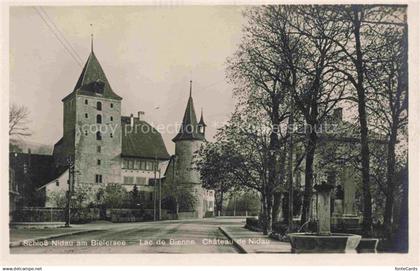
(272, 222), (289, 235)
(245, 217), (261, 231)
(204, 211), (214, 218)
(71, 208), (100, 224)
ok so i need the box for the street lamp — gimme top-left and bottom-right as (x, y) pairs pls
(65, 156), (74, 227)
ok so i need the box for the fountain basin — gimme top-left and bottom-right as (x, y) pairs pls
(356, 238), (379, 253)
(288, 232), (362, 253)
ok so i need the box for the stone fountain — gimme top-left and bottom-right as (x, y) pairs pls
(288, 182), (362, 253)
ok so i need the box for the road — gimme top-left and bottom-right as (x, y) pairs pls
(10, 217), (244, 254)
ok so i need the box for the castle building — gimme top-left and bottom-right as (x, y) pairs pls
(10, 42), (214, 219)
(41, 47), (170, 206)
(164, 81), (215, 218)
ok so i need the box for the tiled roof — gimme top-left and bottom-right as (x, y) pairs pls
(121, 116), (170, 160)
(63, 51), (122, 101)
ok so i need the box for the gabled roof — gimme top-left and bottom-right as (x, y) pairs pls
(37, 167), (69, 190)
(172, 82), (205, 142)
(63, 51), (122, 101)
(121, 116), (170, 160)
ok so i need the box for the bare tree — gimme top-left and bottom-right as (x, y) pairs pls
(320, 5), (406, 235)
(9, 103), (31, 137)
(364, 11), (408, 235)
(226, 6), (296, 234)
(279, 6), (348, 226)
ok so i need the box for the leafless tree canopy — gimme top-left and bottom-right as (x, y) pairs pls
(9, 103), (31, 137)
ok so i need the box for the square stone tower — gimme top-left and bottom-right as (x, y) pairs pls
(53, 50), (122, 186)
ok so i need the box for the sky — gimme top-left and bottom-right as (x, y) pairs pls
(9, 6), (246, 154)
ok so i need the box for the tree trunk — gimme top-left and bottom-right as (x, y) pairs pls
(384, 125), (398, 235)
(353, 7), (373, 236)
(272, 192), (282, 227)
(301, 129), (317, 226)
(268, 97), (280, 231)
(261, 194), (268, 234)
(263, 195), (273, 235)
(219, 189), (224, 216)
(393, 167), (408, 252)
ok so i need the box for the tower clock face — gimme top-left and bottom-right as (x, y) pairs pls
(93, 79), (105, 94)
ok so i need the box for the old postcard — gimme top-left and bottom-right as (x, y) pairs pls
(1, 1), (419, 268)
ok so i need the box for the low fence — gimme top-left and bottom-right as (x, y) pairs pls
(216, 210), (259, 217)
(108, 208), (173, 222)
(12, 207), (64, 223)
(12, 207), (100, 223)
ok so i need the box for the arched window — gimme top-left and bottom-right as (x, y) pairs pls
(96, 131), (102, 140)
(96, 114), (102, 124)
(97, 101), (102, 111)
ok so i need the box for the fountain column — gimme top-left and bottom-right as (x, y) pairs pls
(342, 167), (356, 216)
(314, 182), (334, 235)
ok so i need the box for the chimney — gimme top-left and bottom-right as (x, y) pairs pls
(138, 111), (145, 121)
(333, 108), (343, 122)
(130, 114), (134, 127)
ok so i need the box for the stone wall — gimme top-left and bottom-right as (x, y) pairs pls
(53, 96), (76, 166)
(174, 140), (207, 218)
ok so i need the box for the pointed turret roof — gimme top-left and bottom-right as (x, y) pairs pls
(198, 108), (206, 127)
(63, 51), (122, 101)
(172, 81), (205, 142)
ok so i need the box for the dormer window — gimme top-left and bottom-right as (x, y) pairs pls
(97, 101), (102, 111)
(93, 79), (105, 94)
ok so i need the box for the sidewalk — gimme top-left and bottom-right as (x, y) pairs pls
(219, 225), (291, 253)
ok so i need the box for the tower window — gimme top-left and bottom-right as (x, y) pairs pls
(95, 174), (103, 184)
(134, 160), (140, 170)
(84, 130), (88, 136)
(85, 113), (88, 118)
(110, 103), (113, 108)
(97, 101), (102, 111)
(85, 99), (88, 105)
(96, 114), (102, 124)
(128, 159), (134, 169)
(97, 146), (101, 153)
(56, 181), (59, 187)
(96, 131), (102, 140)
(97, 159), (101, 166)
(110, 133), (113, 138)
(110, 116), (113, 121)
